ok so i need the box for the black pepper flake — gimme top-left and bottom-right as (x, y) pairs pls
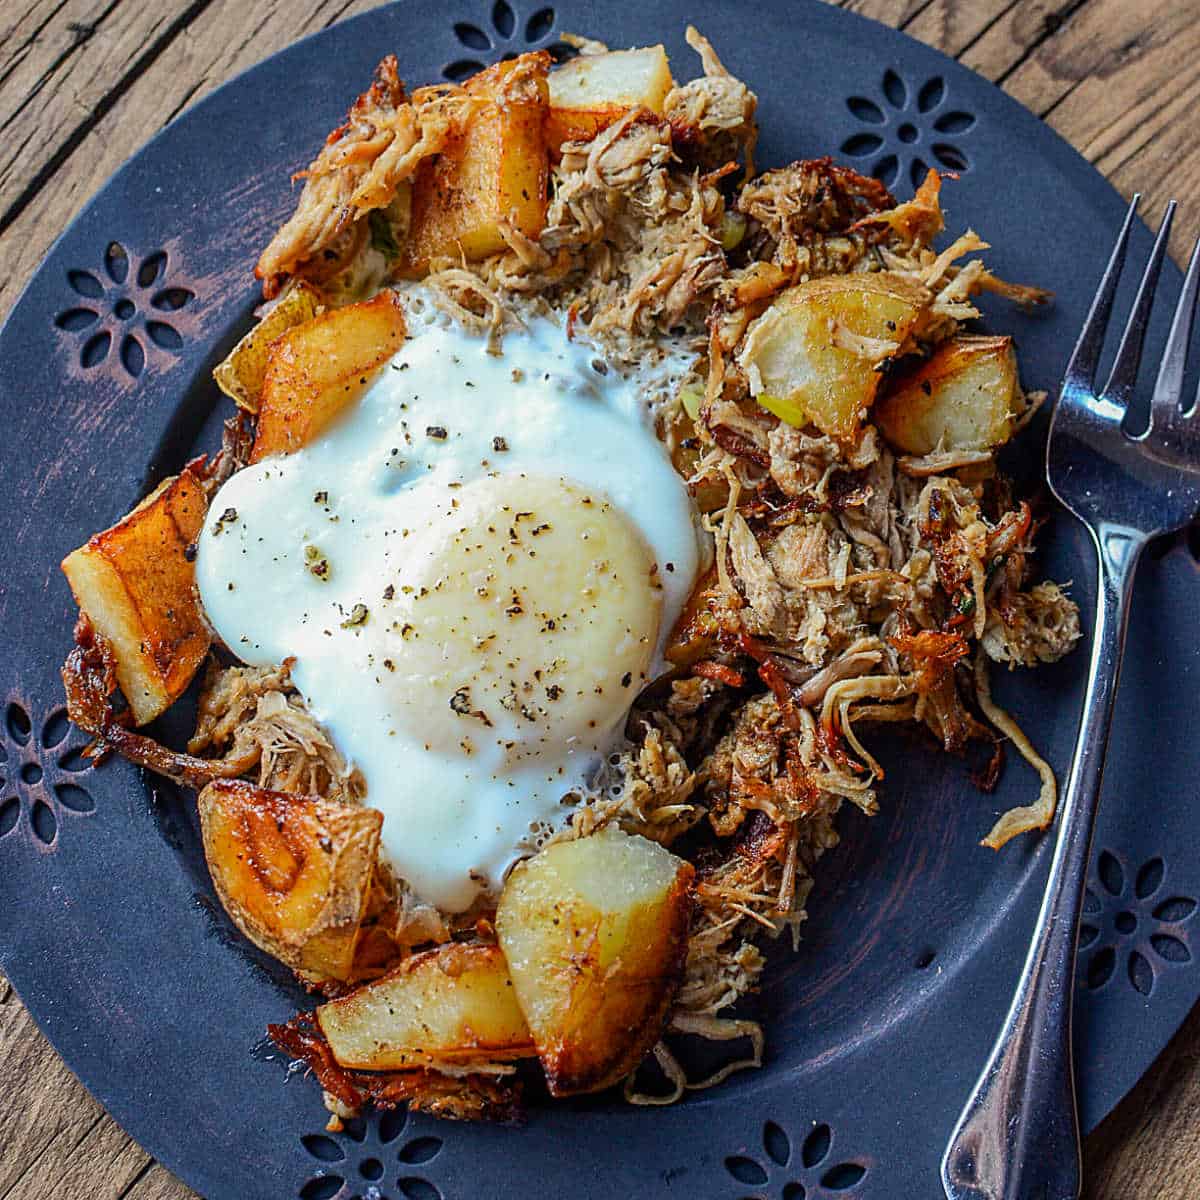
(621, 672), (632, 687)
(212, 507), (239, 536)
(545, 684), (562, 700)
(313, 490), (329, 504)
(921, 380), (933, 396)
(304, 544), (331, 580)
(492, 436), (508, 452)
(383, 584), (395, 600)
(340, 603), (369, 629)
(427, 425), (447, 440)
(450, 686), (493, 727)
(184, 542), (198, 562)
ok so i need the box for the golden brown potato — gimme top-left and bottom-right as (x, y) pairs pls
(61, 469), (209, 726)
(546, 46), (673, 151)
(250, 290), (406, 461)
(874, 335), (1022, 455)
(199, 780), (382, 984)
(401, 54), (550, 273)
(664, 564), (721, 666)
(738, 273), (931, 440)
(317, 942), (534, 1070)
(213, 281), (323, 413)
(496, 827), (694, 1096)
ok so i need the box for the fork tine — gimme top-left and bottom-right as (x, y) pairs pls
(1063, 194), (1140, 397)
(1100, 200), (1176, 409)
(1149, 232), (1200, 433)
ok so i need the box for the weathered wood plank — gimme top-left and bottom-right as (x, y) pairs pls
(0, 1), (211, 233)
(904, 0), (1020, 57)
(0, 0), (388, 321)
(836, 0), (933, 27)
(0, 969), (114, 1199)
(999, 0), (1200, 267)
(120, 1164), (196, 1200)
(1086, 995), (1200, 1199)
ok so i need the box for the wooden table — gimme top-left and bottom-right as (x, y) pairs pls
(2, 1), (1199, 1196)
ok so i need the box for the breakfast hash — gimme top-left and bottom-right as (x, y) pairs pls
(59, 28), (1080, 1123)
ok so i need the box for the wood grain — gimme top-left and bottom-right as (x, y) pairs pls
(2, 1), (1199, 1196)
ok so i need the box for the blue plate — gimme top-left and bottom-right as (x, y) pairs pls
(1, 3), (1197, 1197)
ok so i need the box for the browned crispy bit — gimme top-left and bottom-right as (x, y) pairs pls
(61, 616), (252, 788)
(692, 660), (746, 688)
(268, 1013), (524, 1122)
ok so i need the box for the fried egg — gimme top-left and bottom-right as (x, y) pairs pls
(196, 298), (701, 912)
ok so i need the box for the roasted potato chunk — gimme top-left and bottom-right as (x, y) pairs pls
(738, 273), (931, 440)
(199, 781), (381, 983)
(664, 564), (721, 666)
(317, 942), (534, 1070)
(61, 469), (209, 725)
(874, 335), (1022, 455)
(497, 827), (694, 1096)
(546, 46), (673, 151)
(250, 290), (406, 461)
(213, 281), (323, 413)
(401, 54), (550, 273)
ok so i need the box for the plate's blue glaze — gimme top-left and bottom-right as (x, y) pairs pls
(1, 4), (1197, 1198)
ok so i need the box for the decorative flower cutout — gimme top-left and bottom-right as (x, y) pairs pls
(54, 241), (192, 379)
(298, 1108), (443, 1200)
(725, 1119), (868, 1198)
(841, 69), (975, 192)
(443, 1), (574, 81)
(0, 700), (95, 849)
(1080, 850), (1196, 997)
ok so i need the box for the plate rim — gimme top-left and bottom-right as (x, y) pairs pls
(1, 3), (1197, 1197)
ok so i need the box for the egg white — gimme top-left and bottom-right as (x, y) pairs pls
(196, 298), (702, 911)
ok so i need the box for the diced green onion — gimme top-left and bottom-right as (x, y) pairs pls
(719, 211), (747, 252)
(368, 210), (401, 260)
(756, 392), (809, 427)
(680, 386), (704, 421)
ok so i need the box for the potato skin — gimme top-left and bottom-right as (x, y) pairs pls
(664, 564), (721, 667)
(213, 281), (323, 413)
(874, 335), (1021, 455)
(738, 272), (931, 441)
(401, 54), (550, 273)
(497, 828), (694, 1097)
(61, 468), (209, 725)
(545, 46), (673, 152)
(317, 942), (534, 1071)
(250, 290), (406, 461)
(199, 780), (382, 983)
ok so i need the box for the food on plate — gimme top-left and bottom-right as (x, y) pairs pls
(317, 943), (535, 1070)
(59, 25), (1080, 1125)
(213, 280), (323, 412)
(61, 468), (210, 725)
(873, 334), (1024, 456)
(738, 273), (933, 440)
(545, 44), (674, 150)
(252, 290), (407, 460)
(198, 779), (382, 983)
(400, 57), (551, 273)
(498, 827), (694, 1096)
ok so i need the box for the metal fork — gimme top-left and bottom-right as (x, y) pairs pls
(941, 196), (1200, 1200)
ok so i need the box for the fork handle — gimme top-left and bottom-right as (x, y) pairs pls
(941, 522), (1145, 1200)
